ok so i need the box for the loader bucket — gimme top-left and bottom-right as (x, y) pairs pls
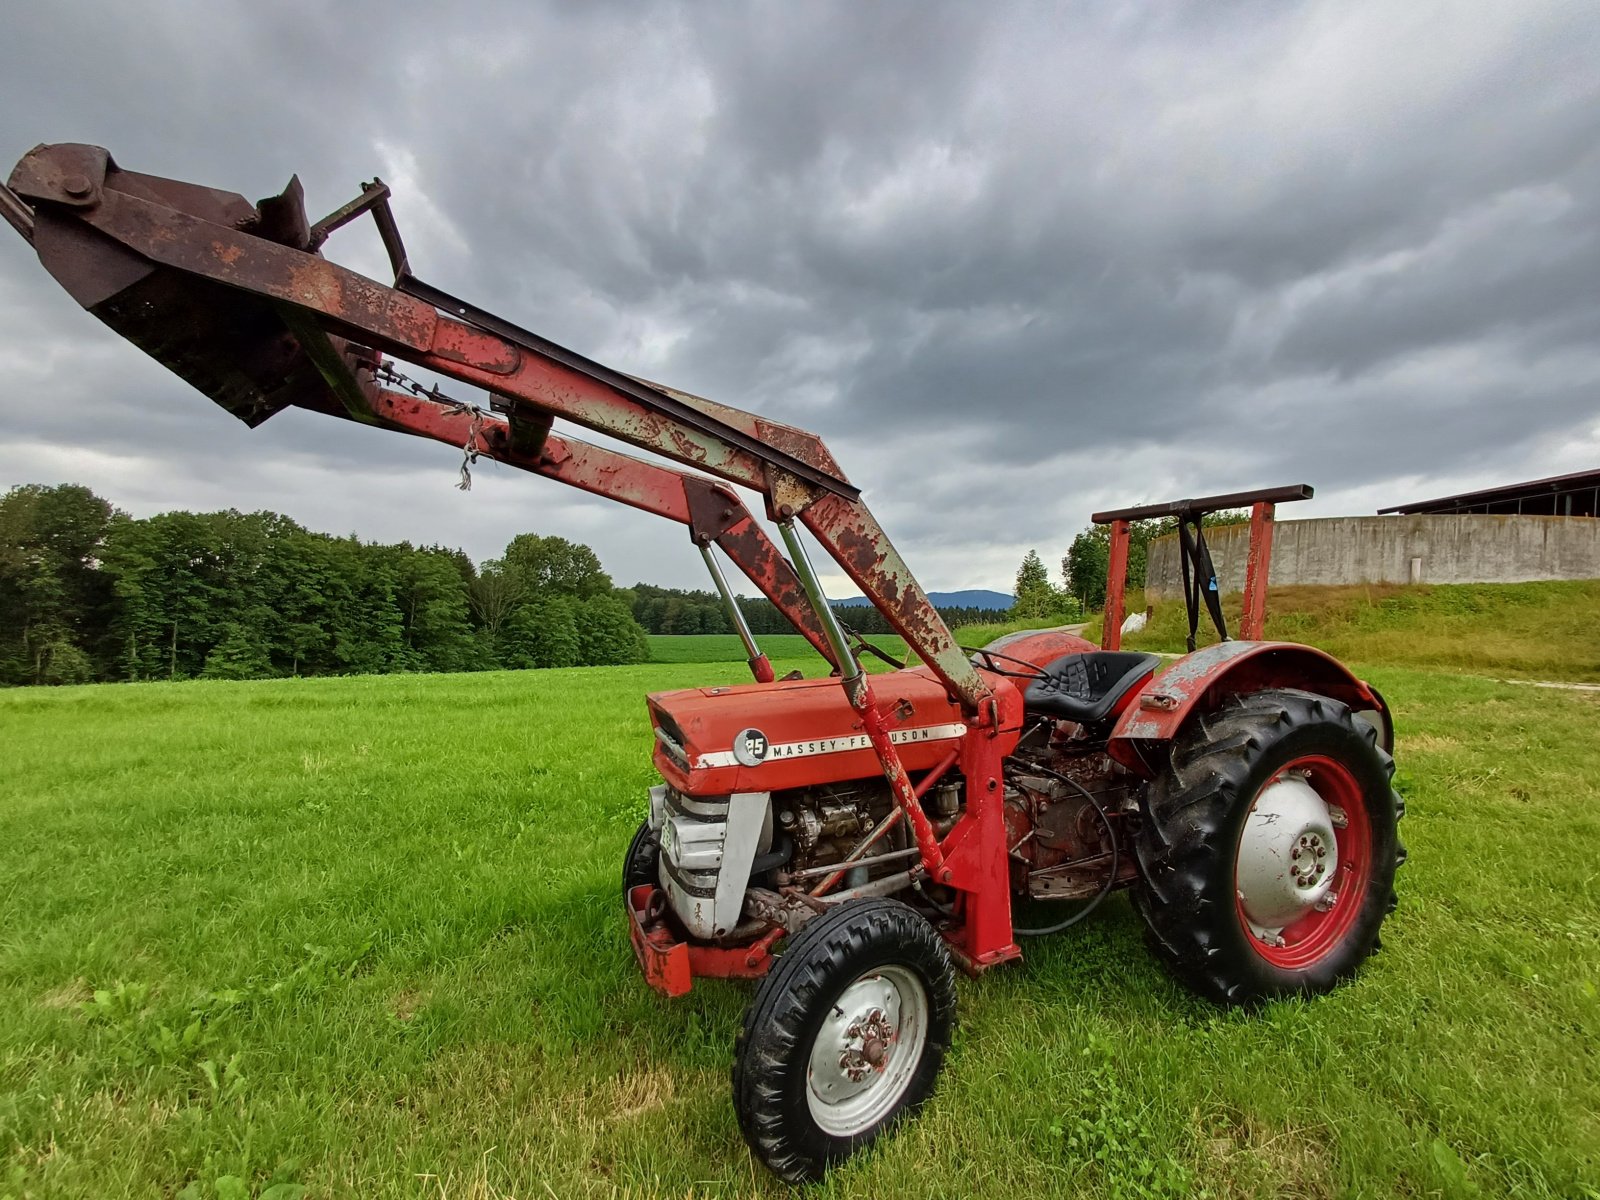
(5, 142), (365, 427)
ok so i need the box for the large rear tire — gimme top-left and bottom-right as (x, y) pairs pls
(1134, 688), (1404, 1004)
(732, 898), (957, 1183)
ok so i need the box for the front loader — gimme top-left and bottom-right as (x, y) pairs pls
(2, 145), (1404, 1183)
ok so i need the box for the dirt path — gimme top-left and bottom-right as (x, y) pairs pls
(1490, 677), (1600, 693)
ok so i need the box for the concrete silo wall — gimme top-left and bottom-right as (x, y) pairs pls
(1145, 514), (1600, 599)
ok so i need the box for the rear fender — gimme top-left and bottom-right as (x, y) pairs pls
(1107, 641), (1387, 777)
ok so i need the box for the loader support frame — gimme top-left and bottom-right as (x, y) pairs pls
(4, 144), (988, 709)
(1094, 484), (1312, 650)
(3, 145), (1017, 957)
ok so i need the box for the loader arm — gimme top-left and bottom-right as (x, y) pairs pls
(2, 143), (986, 711)
(359, 380), (840, 671)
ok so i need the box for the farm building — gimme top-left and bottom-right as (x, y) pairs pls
(1379, 468), (1600, 518)
(1145, 469), (1600, 598)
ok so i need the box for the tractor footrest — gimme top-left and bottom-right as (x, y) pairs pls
(626, 885), (776, 997)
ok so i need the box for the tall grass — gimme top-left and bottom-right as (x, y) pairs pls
(1086, 580), (1600, 682)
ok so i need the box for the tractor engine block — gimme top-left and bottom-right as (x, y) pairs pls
(1002, 747), (1138, 900)
(771, 780), (899, 879)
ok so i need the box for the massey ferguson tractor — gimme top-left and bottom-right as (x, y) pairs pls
(3, 145), (1404, 1183)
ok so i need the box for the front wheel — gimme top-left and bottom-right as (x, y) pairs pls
(732, 897), (957, 1183)
(1134, 688), (1405, 1004)
(621, 820), (658, 903)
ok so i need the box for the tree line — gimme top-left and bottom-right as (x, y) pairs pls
(0, 483), (649, 686)
(1060, 511), (1249, 610)
(627, 582), (1012, 640)
(4, 481), (1238, 687)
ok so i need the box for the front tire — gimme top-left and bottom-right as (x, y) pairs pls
(732, 898), (957, 1183)
(621, 820), (659, 902)
(1135, 688), (1404, 1004)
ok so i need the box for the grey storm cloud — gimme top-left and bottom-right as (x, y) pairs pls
(2, 0), (1597, 596)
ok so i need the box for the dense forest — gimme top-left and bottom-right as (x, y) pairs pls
(0, 483), (650, 686)
(0, 482), (1056, 688)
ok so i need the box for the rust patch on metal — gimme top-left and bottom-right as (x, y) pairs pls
(7, 143), (109, 208)
(683, 476), (745, 545)
(1107, 641), (1382, 772)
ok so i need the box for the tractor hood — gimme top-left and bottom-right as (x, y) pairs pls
(647, 665), (1023, 795)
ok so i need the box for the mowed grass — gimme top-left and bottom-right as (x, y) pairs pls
(1087, 580), (1600, 683)
(1, 662), (1597, 1198)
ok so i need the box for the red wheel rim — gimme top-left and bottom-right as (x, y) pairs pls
(1234, 754), (1373, 969)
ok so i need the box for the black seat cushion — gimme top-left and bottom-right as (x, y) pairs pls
(1022, 651), (1161, 724)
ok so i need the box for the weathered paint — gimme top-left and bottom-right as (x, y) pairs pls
(800, 491), (990, 713)
(1101, 519), (1131, 651)
(627, 884), (777, 996)
(1106, 640), (1382, 775)
(358, 387), (837, 660)
(1239, 501), (1275, 640)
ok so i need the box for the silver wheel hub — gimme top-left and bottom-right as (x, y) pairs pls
(1236, 772), (1343, 941)
(806, 966), (929, 1137)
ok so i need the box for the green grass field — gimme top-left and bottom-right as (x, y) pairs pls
(647, 617), (1048, 668)
(2, 656), (1598, 1198)
(1086, 581), (1600, 683)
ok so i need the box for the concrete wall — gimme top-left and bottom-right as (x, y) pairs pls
(1146, 514), (1600, 598)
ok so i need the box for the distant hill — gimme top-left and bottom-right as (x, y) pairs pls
(834, 589), (1012, 611)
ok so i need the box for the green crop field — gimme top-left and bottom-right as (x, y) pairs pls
(647, 618), (1049, 667)
(2, 655), (1598, 1198)
(647, 633), (854, 664)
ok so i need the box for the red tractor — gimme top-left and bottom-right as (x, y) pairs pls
(3, 145), (1404, 1184)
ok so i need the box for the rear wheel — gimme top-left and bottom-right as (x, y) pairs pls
(1134, 688), (1404, 1004)
(732, 898), (957, 1183)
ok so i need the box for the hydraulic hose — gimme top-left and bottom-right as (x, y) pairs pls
(1007, 759), (1121, 936)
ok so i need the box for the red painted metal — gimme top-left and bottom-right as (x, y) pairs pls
(355, 385), (838, 669)
(627, 884), (776, 996)
(1106, 641), (1383, 776)
(7, 144), (988, 713)
(1239, 501), (1275, 640)
(857, 675), (950, 880)
(628, 884), (694, 997)
(975, 628), (1098, 674)
(1101, 518), (1131, 651)
(647, 665), (1019, 796)
(4, 146), (1399, 1008)
(1236, 754), (1373, 969)
(797, 491), (989, 712)
(940, 711), (1021, 970)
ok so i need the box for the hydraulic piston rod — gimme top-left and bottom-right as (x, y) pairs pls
(699, 543), (774, 684)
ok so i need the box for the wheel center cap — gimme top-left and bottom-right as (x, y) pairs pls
(1237, 774), (1340, 930)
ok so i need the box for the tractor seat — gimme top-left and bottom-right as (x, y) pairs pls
(1022, 651), (1162, 725)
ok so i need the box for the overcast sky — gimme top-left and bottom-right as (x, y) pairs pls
(2, 1), (1597, 596)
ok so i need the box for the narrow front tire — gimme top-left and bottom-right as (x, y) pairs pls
(732, 898), (957, 1183)
(621, 820), (659, 903)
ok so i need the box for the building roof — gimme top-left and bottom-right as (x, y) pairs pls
(1379, 468), (1600, 516)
